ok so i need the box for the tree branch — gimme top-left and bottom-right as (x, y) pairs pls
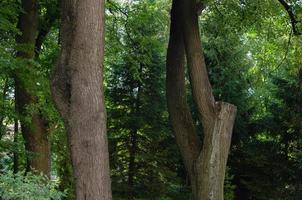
(277, 0), (302, 35)
(166, 0), (201, 181)
(182, 0), (216, 130)
(35, 1), (59, 57)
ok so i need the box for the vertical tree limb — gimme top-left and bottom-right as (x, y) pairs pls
(166, 0), (237, 199)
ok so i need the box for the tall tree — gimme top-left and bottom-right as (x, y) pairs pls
(51, 0), (112, 199)
(15, 0), (50, 176)
(166, 0), (237, 199)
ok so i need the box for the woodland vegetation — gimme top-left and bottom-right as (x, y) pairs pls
(0, 0), (302, 199)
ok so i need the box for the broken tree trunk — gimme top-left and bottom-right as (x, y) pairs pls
(166, 0), (237, 199)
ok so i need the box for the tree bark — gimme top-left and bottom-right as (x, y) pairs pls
(13, 118), (19, 174)
(0, 78), (8, 139)
(51, 0), (112, 199)
(182, 1), (237, 199)
(194, 103), (236, 199)
(166, 0), (237, 199)
(166, 0), (201, 196)
(15, 0), (50, 176)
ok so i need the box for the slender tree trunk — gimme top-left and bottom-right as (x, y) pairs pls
(51, 0), (112, 199)
(14, 87), (19, 174)
(15, 0), (50, 176)
(127, 128), (137, 200)
(13, 118), (19, 174)
(0, 78), (8, 139)
(166, 0), (237, 199)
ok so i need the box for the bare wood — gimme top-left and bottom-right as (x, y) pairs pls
(196, 102), (237, 200)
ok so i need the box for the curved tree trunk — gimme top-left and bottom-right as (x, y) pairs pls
(51, 0), (112, 199)
(166, 0), (201, 196)
(166, 0), (237, 199)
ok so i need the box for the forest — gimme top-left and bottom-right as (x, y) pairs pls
(0, 0), (302, 199)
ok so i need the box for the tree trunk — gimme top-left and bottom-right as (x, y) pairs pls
(194, 103), (236, 199)
(166, 0), (201, 196)
(166, 0), (237, 199)
(15, 0), (50, 176)
(127, 128), (137, 200)
(13, 118), (19, 174)
(182, 1), (237, 199)
(51, 0), (112, 199)
(0, 78), (8, 139)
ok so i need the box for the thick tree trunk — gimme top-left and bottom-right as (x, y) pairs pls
(194, 103), (236, 199)
(166, 0), (237, 199)
(15, 0), (50, 176)
(51, 0), (112, 199)
(181, 1), (237, 199)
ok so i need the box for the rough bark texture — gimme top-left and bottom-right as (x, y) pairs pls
(15, 0), (50, 176)
(166, 0), (237, 199)
(166, 0), (201, 195)
(195, 103), (236, 199)
(51, 0), (112, 199)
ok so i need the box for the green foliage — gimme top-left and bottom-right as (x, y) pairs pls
(0, 171), (64, 200)
(105, 0), (187, 199)
(51, 121), (74, 200)
(0, 1), (72, 198)
(0, 0), (19, 32)
(224, 168), (236, 200)
(1, 0), (302, 199)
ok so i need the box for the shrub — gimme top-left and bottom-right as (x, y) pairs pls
(0, 171), (64, 200)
